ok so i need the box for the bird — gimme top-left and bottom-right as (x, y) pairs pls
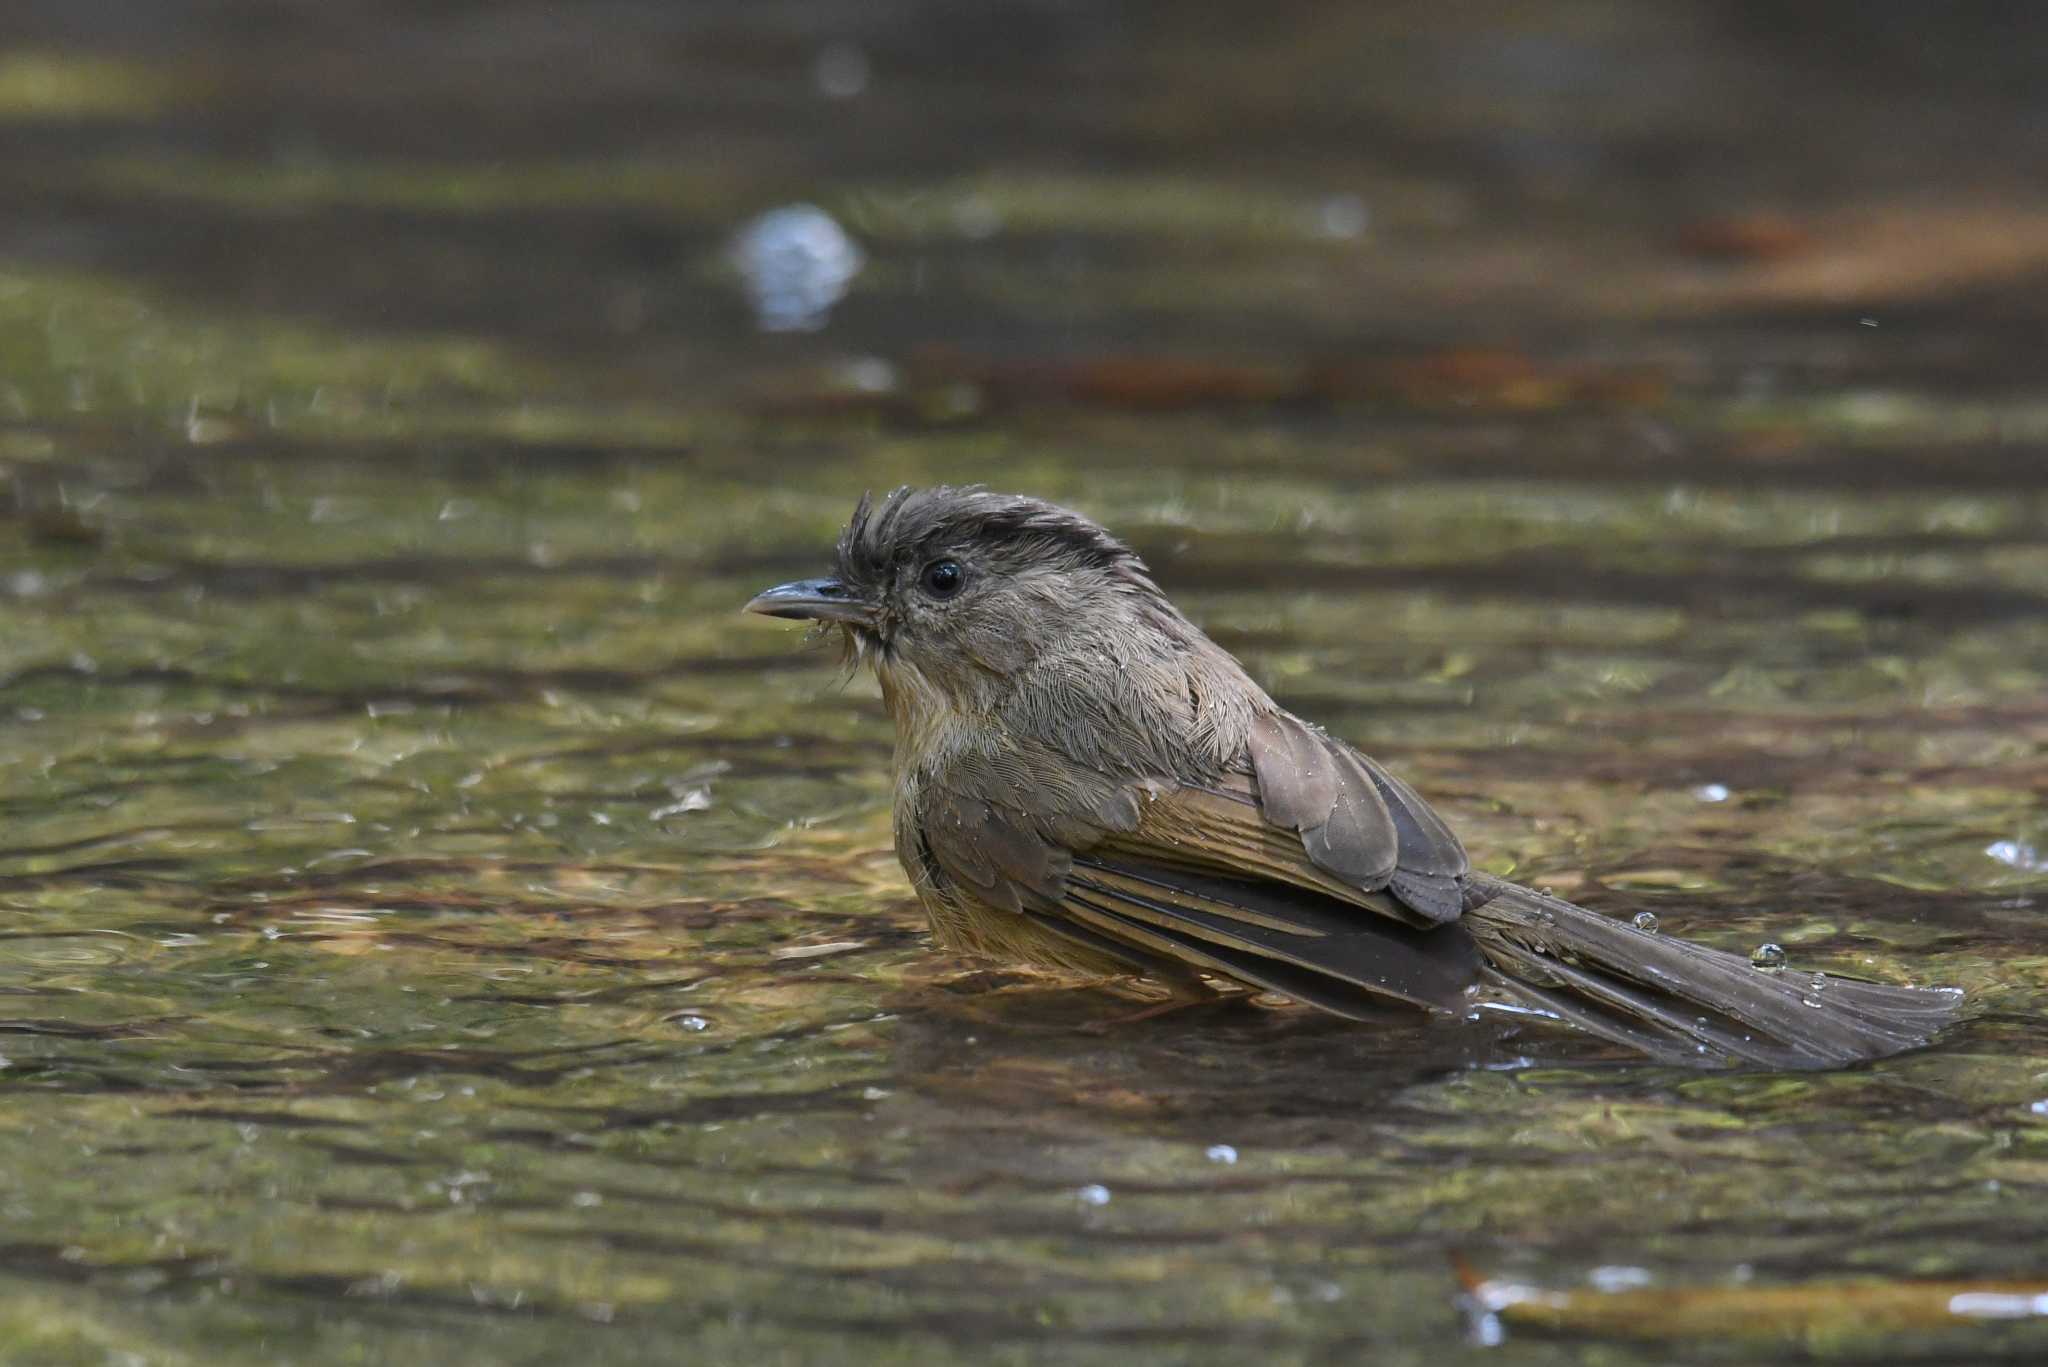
(745, 486), (1962, 1067)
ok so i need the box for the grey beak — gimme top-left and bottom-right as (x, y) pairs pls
(744, 577), (875, 625)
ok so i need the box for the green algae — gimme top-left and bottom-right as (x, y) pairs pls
(0, 268), (539, 436)
(0, 52), (207, 120)
(83, 156), (754, 223)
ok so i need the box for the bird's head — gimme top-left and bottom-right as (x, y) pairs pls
(746, 486), (1171, 717)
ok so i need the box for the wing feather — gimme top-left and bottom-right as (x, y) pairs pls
(1248, 711), (1467, 924)
(1360, 756), (1466, 875)
(909, 717), (1480, 1011)
(1069, 857), (1481, 1011)
(1249, 712), (1398, 886)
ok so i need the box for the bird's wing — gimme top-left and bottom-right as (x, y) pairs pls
(911, 738), (1141, 917)
(911, 722), (1483, 1014)
(1243, 710), (1471, 923)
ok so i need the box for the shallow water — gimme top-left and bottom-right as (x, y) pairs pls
(2, 3), (2047, 1363)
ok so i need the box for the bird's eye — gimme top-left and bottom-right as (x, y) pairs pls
(919, 559), (965, 599)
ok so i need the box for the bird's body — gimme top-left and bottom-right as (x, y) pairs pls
(750, 487), (1962, 1067)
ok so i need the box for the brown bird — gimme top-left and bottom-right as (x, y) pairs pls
(747, 487), (1962, 1067)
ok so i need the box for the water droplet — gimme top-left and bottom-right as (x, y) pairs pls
(1949, 1290), (2048, 1319)
(834, 356), (898, 394)
(812, 41), (869, 99)
(1750, 943), (1787, 970)
(1536, 908), (1556, 927)
(1986, 840), (2047, 872)
(1075, 1183), (1111, 1206)
(1694, 783), (1731, 803)
(1205, 1144), (1238, 1165)
(729, 205), (864, 332)
(673, 1014), (710, 1032)
(650, 788), (713, 820)
(1315, 193), (1370, 240)
(1631, 912), (1659, 933)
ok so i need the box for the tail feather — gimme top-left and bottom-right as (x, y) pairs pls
(1463, 876), (1963, 1069)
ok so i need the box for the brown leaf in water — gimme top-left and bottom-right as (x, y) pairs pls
(1674, 212), (1814, 263)
(912, 348), (1299, 410)
(750, 344), (1671, 423)
(1665, 205), (2048, 308)
(1458, 1258), (2048, 1342)
(1307, 350), (1667, 411)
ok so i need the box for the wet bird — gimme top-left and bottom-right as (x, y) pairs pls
(746, 487), (1962, 1067)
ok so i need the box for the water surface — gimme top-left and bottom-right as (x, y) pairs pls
(1, 4), (2046, 1363)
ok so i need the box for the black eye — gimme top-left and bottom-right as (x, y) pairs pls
(919, 559), (964, 599)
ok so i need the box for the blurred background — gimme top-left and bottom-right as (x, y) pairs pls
(2, 3), (2046, 1364)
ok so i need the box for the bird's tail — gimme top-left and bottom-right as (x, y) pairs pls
(1462, 876), (1963, 1068)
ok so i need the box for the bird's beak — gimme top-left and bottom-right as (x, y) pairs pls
(743, 577), (876, 626)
